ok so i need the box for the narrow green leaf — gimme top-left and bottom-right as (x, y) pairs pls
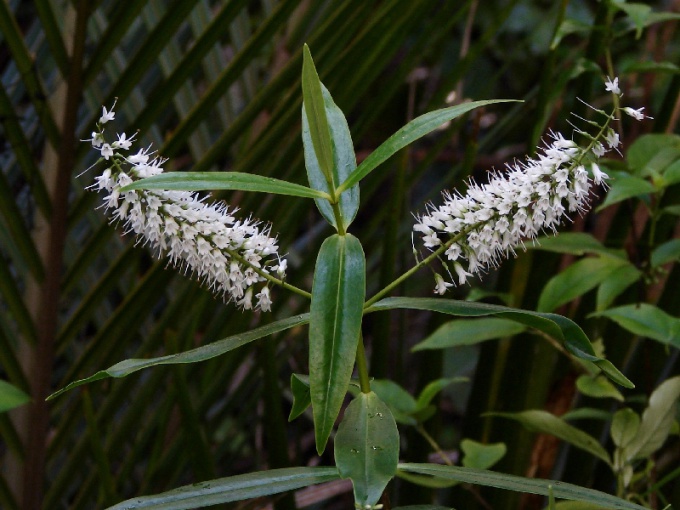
(336, 100), (518, 193)
(334, 392), (399, 508)
(596, 264), (641, 312)
(310, 234), (366, 453)
(302, 44), (335, 186)
(398, 464), (646, 509)
(120, 171), (330, 199)
(537, 257), (629, 313)
(531, 233), (613, 257)
(623, 376), (680, 462)
(48, 314), (310, 400)
(562, 408), (612, 422)
(302, 83), (359, 229)
(614, 3), (652, 38)
(490, 411), (611, 466)
(0, 380), (30, 413)
(370, 297), (633, 388)
(592, 304), (680, 348)
(396, 470), (460, 489)
(106, 467), (340, 509)
(651, 238), (680, 267)
(576, 375), (624, 402)
(551, 503), (609, 510)
(415, 378), (468, 411)
(413, 318), (526, 350)
(288, 374), (311, 421)
(460, 439), (506, 470)
(596, 175), (657, 211)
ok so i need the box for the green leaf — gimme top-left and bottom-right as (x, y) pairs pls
(302, 82), (360, 230)
(562, 408), (612, 422)
(551, 18), (592, 50)
(611, 408), (640, 449)
(106, 467), (339, 509)
(592, 304), (680, 348)
(537, 257), (630, 313)
(614, 2), (652, 38)
(651, 239), (680, 268)
(301, 44), (335, 187)
(310, 234), (366, 454)
(393, 506), (455, 510)
(623, 376), (680, 462)
(370, 379), (418, 425)
(0, 380), (30, 413)
(335, 392), (399, 508)
(120, 172), (331, 200)
(415, 377), (468, 412)
(531, 233), (612, 257)
(460, 439), (506, 470)
(596, 264), (641, 312)
(336, 100), (518, 194)
(596, 175), (657, 211)
(490, 410), (611, 466)
(288, 374), (311, 421)
(398, 464), (646, 509)
(414, 318), (526, 350)
(550, 502), (609, 510)
(576, 375), (624, 402)
(370, 297), (633, 388)
(626, 134), (680, 176)
(396, 470), (460, 489)
(48, 314), (310, 400)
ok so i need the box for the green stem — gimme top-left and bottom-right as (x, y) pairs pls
(330, 196), (347, 236)
(416, 423), (452, 466)
(356, 334), (371, 394)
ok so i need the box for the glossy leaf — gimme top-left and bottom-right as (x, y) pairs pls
(413, 318), (526, 350)
(335, 392), (399, 507)
(48, 314), (310, 400)
(0, 380), (30, 413)
(622, 376), (680, 462)
(490, 410), (611, 466)
(537, 256), (629, 313)
(370, 297), (633, 388)
(309, 234), (366, 453)
(121, 172), (331, 199)
(398, 464), (646, 509)
(302, 82), (359, 230)
(592, 304), (680, 348)
(288, 374), (311, 421)
(106, 467), (340, 509)
(336, 100), (518, 193)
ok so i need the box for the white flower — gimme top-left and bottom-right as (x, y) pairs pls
(622, 107), (646, 121)
(591, 163), (609, 187)
(592, 142), (606, 158)
(87, 105), (284, 310)
(433, 273), (453, 295)
(604, 129), (620, 150)
(605, 76), (621, 95)
(99, 104), (116, 124)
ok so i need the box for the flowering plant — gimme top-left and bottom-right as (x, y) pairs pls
(53, 47), (652, 510)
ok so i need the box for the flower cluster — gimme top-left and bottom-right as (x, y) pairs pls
(87, 104), (285, 311)
(414, 77), (645, 294)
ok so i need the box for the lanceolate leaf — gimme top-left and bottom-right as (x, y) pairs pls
(121, 172), (331, 200)
(310, 234), (366, 454)
(302, 81), (360, 230)
(413, 318), (526, 350)
(48, 314), (310, 400)
(398, 464), (647, 510)
(334, 392), (399, 507)
(370, 297), (633, 388)
(336, 100), (517, 193)
(106, 467), (340, 509)
(490, 410), (612, 466)
(592, 304), (680, 348)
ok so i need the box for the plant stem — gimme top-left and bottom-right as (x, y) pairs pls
(356, 334), (371, 394)
(416, 423), (452, 466)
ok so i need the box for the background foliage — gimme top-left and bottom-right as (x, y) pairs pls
(0, 0), (678, 509)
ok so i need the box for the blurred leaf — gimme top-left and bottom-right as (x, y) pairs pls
(398, 464), (646, 509)
(651, 239), (680, 267)
(370, 380), (418, 425)
(537, 256), (629, 312)
(490, 410), (611, 465)
(622, 61), (680, 74)
(614, 2), (652, 38)
(596, 175), (657, 211)
(611, 408), (640, 449)
(335, 392), (399, 508)
(413, 318), (526, 350)
(531, 233), (614, 257)
(461, 439), (506, 470)
(551, 18), (592, 50)
(623, 376), (680, 462)
(0, 380), (30, 413)
(576, 375), (624, 402)
(337, 100), (518, 193)
(396, 470), (459, 488)
(121, 172), (330, 199)
(415, 377), (468, 412)
(592, 304), (680, 348)
(596, 264), (641, 312)
(626, 134), (680, 175)
(549, 503), (609, 510)
(106, 466), (340, 509)
(288, 374), (311, 421)
(309, 234), (365, 454)
(371, 297), (633, 388)
(562, 408), (612, 422)
(48, 314), (311, 400)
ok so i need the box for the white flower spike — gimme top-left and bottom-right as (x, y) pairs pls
(87, 104), (284, 310)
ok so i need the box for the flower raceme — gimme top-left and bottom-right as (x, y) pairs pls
(87, 106), (284, 311)
(413, 79), (644, 294)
